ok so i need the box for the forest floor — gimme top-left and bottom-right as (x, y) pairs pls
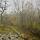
(0, 24), (40, 40)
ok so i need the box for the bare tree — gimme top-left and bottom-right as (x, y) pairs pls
(0, 0), (8, 24)
(36, 0), (40, 8)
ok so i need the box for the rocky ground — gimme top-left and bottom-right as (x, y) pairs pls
(0, 32), (25, 40)
(0, 32), (39, 40)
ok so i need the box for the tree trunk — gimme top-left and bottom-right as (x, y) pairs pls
(1, 12), (3, 24)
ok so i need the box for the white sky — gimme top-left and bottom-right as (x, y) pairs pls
(7, 0), (37, 9)
(7, 0), (33, 11)
(0, 0), (40, 13)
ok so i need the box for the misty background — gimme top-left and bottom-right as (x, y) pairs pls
(0, 0), (40, 40)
